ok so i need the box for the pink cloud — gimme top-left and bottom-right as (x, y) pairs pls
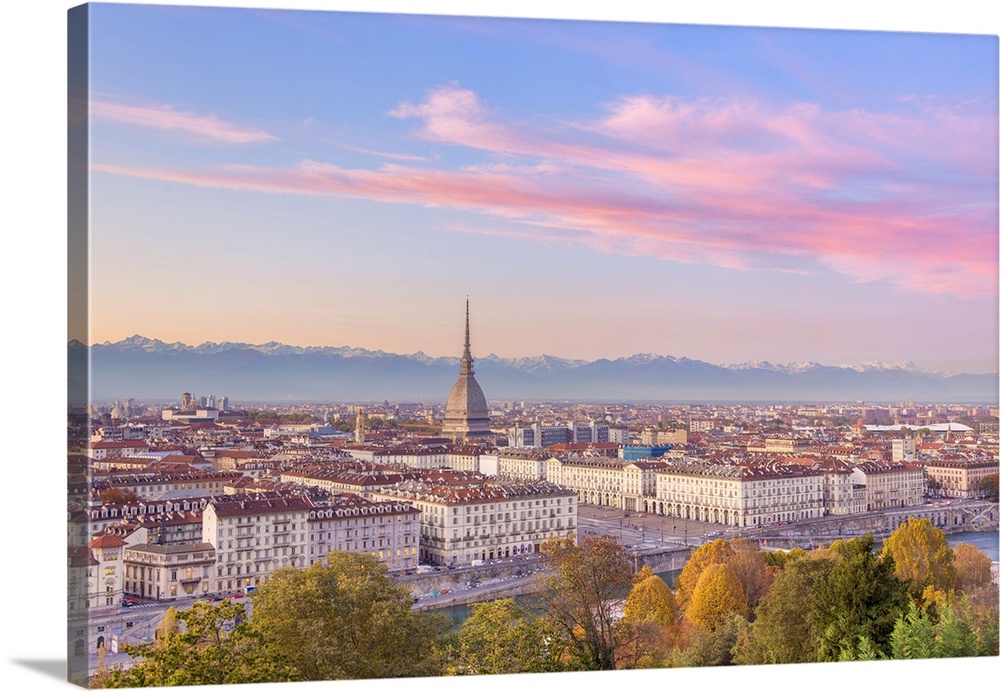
(91, 99), (277, 144)
(94, 85), (997, 299)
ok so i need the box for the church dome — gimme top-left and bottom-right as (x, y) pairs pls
(441, 299), (492, 441)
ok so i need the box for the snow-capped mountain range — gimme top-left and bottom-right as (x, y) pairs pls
(69, 335), (998, 403)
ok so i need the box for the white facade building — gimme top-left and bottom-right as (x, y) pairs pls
(653, 460), (825, 527)
(371, 480), (577, 565)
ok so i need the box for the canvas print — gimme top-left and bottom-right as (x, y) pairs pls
(67, 2), (1000, 688)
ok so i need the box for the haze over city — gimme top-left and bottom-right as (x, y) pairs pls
(82, 3), (998, 375)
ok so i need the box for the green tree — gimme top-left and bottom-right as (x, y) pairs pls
(813, 535), (909, 661)
(538, 533), (634, 670)
(450, 598), (572, 675)
(250, 551), (450, 681)
(889, 597), (997, 659)
(881, 517), (956, 597)
(735, 552), (835, 665)
(888, 600), (938, 659)
(667, 612), (750, 667)
(980, 474), (999, 501)
(96, 600), (297, 688)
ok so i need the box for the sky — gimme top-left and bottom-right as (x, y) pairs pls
(78, 1), (999, 373)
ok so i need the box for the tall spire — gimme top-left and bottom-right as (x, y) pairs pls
(442, 296), (491, 441)
(461, 297), (474, 374)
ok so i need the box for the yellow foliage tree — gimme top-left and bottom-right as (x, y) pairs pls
(726, 539), (775, 614)
(685, 562), (749, 631)
(616, 567), (680, 668)
(881, 517), (956, 597)
(623, 567), (678, 627)
(953, 543), (993, 595)
(676, 539), (733, 610)
(155, 606), (180, 643)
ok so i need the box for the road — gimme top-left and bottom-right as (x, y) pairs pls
(86, 594), (251, 676)
(577, 505), (713, 549)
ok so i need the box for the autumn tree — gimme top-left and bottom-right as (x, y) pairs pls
(250, 551), (450, 681)
(96, 600), (297, 688)
(953, 543), (994, 595)
(622, 566), (678, 626)
(675, 539), (733, 611)
(538, 533), (634, 670)
(98, 487), (141, 504)
(725, 539), (775, 616)
(450, 598), (572, 675)
(813, 535), (909, 661)
(616, 566), (680, 668)
(881, 517), (956, 597)
(685, 562), (749, 631)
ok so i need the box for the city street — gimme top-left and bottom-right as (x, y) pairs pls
(86, 595), (248, 675)
(577, 505), (715, 549)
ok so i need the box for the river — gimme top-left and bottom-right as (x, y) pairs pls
(947, 530), (999, 561)
(433, 568), (682, 626)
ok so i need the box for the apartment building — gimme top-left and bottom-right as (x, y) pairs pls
(923, 456), (998, 499)
(545, 455), (668, 513)
(653, 460), (825, 527)
(202, 494), (314, 594)
(306, 493), (420, 572)
(123, 542), (216, 601)
(370, 479), (577, 566)
(852, 461), (926, 510)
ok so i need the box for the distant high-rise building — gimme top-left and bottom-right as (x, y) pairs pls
(218, 396), (229, 411)
(441, 299), (491, 442)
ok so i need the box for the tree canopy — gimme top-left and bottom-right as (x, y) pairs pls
(96, 600), (297, 688)
(616, 566), (681, 669)
(449, 598), (572, 675)
(676, 539), (734, 611)
(250, 551), (450, 681)
(685, 562), (750, 631)
(538, 533), (634, 670)
(881, 518), (956, 597)
(813, 535), (910, 661)
(734, 552), (834, 665)
(89, 529), (999, 686)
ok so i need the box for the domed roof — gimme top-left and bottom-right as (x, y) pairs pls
(445, 372), (489, 420)
(441, 299), (492, 440)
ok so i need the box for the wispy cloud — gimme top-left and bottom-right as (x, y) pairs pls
(93, 84), (997, 298)
(91, 98), (277, 144)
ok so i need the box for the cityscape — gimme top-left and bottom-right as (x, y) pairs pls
(68, 301), (1000, 686)
(58, 2), (999, 691)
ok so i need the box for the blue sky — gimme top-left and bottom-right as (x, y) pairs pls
(77, 2), (999, 373)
